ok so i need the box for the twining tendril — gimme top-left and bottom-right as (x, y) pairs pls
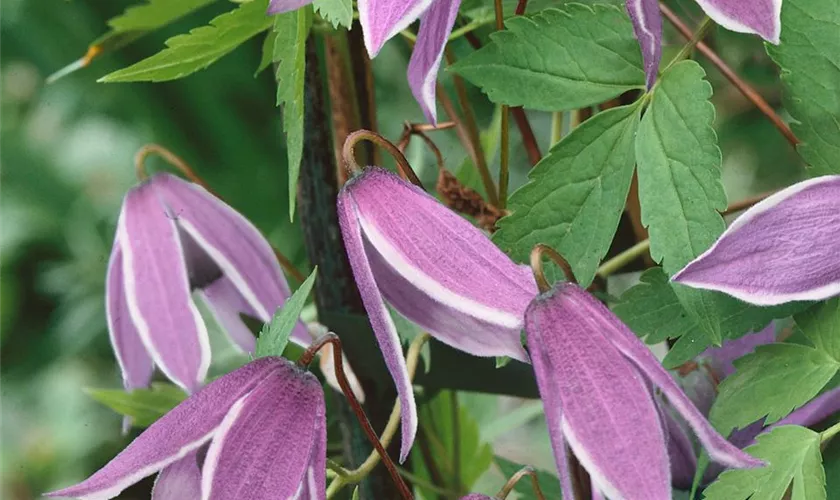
(343, 129), (425, 190)
(530, 244), (578, 293)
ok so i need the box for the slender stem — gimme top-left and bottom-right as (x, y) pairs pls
(822, 420), (840, 444)
(397, 468), (460, 497)
(497, 466), (547, 500)
(325, 334), (430, 498)
(343, 129), (425, 190)
(659, 3), (799, 147)
(494, 0), (511, 209)
(511, 107), (542, 166)
(398, 126), (445, 172)
(550, 112), (563, 146)
(596, 189), (777, 278)
(410, 121), (456, 133)
(450, 391), (462, 495)
(661, 17), (712, 76)
(515, 0), (529, 15)
(530, 244), (578, 292)
(133, 144), (305, 283)
(300, 333), (413, 500)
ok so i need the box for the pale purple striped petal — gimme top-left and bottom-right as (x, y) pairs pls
(526, 287), (670, 500)
(560, 284), (763, 470)
(200, 362), (324, 500)
(701, 325), (776, 379)
(358, 0), (435, 56)
(694, 0), (782, 44)
(673, 176), (840, 305)
(343, 168), (535, 361)
(152, 454), (201, 500)
(152, 173), (309, 346)
(295, 404), (327, 500)
(660, 402), (697, 489)
(200, 277), (258, 354)
(626, 0), (662, 88)
(770, 385), (840, 430)
(120, 182), (209, 393)
(106, 238), (154, 433)
(460, 495), (493, 499)
(407, 0), (461, 123)
(267, 0), (313, 15)
(337, 187), (417, 463)
(46, 358), (281, 500)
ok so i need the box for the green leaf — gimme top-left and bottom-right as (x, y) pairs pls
(635, 60), (727, 344)
(313, 0), (353, 29)
(710, 344), (839, 435)
(414, 391), (493, 497)
(766, 0), (840, 176)
(105, 0), (217, 34)
(613, 268), (810, 368)
(703, 426), (825, 500)
(495, 456), (563, 500)
(449, 4), (645, 111)
(493, 103), (642, 286)
(796, 299), (840, 361)
(272, 7), (312, 220)
(100, 0), (273, 83)
(85, 383), (187, 428)
(255, 267), (318, 358)
(255, 30), (278, 76)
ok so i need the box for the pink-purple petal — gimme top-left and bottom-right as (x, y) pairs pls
(200, 362), (324, 500)
(694, 0), (782, 44)
(152, 454), (202, 500)
(770, 385), (840, 430)
(701, 325), (776, 379)
(294, 404), (327, 500)
(119, 182), (209, 393)
(673, 175), (840, 305)
(106, 240), (154, 433)
(266, 0), (313, 15)
(200, 277), (259, 354)
(625, 0), (662, 88)
(358, 0), (435, 56)
(152, 173), (309, 346)
(337, 188), (417, 463)
(407, 0), (461, 123)
(526, 286), (670, 499)
(46, 358), (281, 500)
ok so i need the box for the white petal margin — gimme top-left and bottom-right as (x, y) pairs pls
(562, 419), (624, 500)
(200, 393), (250, 500)
(694, 0), (782, 44)
(358, 0), (436, 57)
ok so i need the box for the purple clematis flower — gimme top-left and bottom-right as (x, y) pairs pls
(627, 0), (782, 87)
(337, 167), (538, 462)
(108, 172), (307, 401)
(525, 282), (762, 499)
(673, 175), (840, 305)
(47, 356), (326, 500)
(268, 0), (459, 123)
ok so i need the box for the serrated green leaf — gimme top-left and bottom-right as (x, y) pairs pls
(100, 0), (273, 83)
(449, 4), (645, 111)
(313, 0), (353, 29)
(272, 7), (311, 220)
(635, 60), (727, 345)
(256, 30), (278, 76)
(766, 0), (840, 176)
(85, 383), (186, 428)
(495, 456), (563, 500)
(613, 267), (810, 369)
(710, 344), (839, 434)
(796, 298), (840, 361)
(105, 0), (217, 34)
(703, 426), (825, 500)
(493, 103), (642, 286)
(255, 267), (317, 358)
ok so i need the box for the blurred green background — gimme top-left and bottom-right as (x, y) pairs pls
(0, 0), (808, 498)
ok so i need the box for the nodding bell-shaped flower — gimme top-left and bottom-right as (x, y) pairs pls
(626, 0), (782, 87)
(268, 0), (461, 123)
(337, 167), (538, 462)
(525, 282), (762, 500)
(673, 175), (840, 305)
(46, 357), (326, 500)
(107, 172), (308, 400)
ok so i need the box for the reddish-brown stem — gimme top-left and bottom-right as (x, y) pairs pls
(530, 244), (578, 292)
(497, 465), (547, 500)
(515, 0), (529, 15)
(722, 189), (775, 216)
(512, 107), (543, 166)
(133, 144), (306, 283)
(343, 129), (425, 190)
(659, 3), (799, 147)
(298, 333), (413, 500)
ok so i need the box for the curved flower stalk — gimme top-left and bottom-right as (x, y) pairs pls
(525, 282), (762, 499)
(337, 167), (538, 461)
(108, 172), (308, 403)
(268, 0), (460, 123)
(626, 0), (782, 87)
(47, 357), (326, 500)
(673, 175), (840, 305)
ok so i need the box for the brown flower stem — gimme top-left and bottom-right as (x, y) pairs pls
(659, 3), (799, 146)
(530, 244), (578, 292)
(721, 189), (775, 216)
(133, 143), (306, 283)
(300, 333), (413, 500)
(343, 129), (425, 190)
(515, 0), (529, 15)
(496, 465), (547, 500)
(494, 0), (511, 208)
(512, 107), (542, 166)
